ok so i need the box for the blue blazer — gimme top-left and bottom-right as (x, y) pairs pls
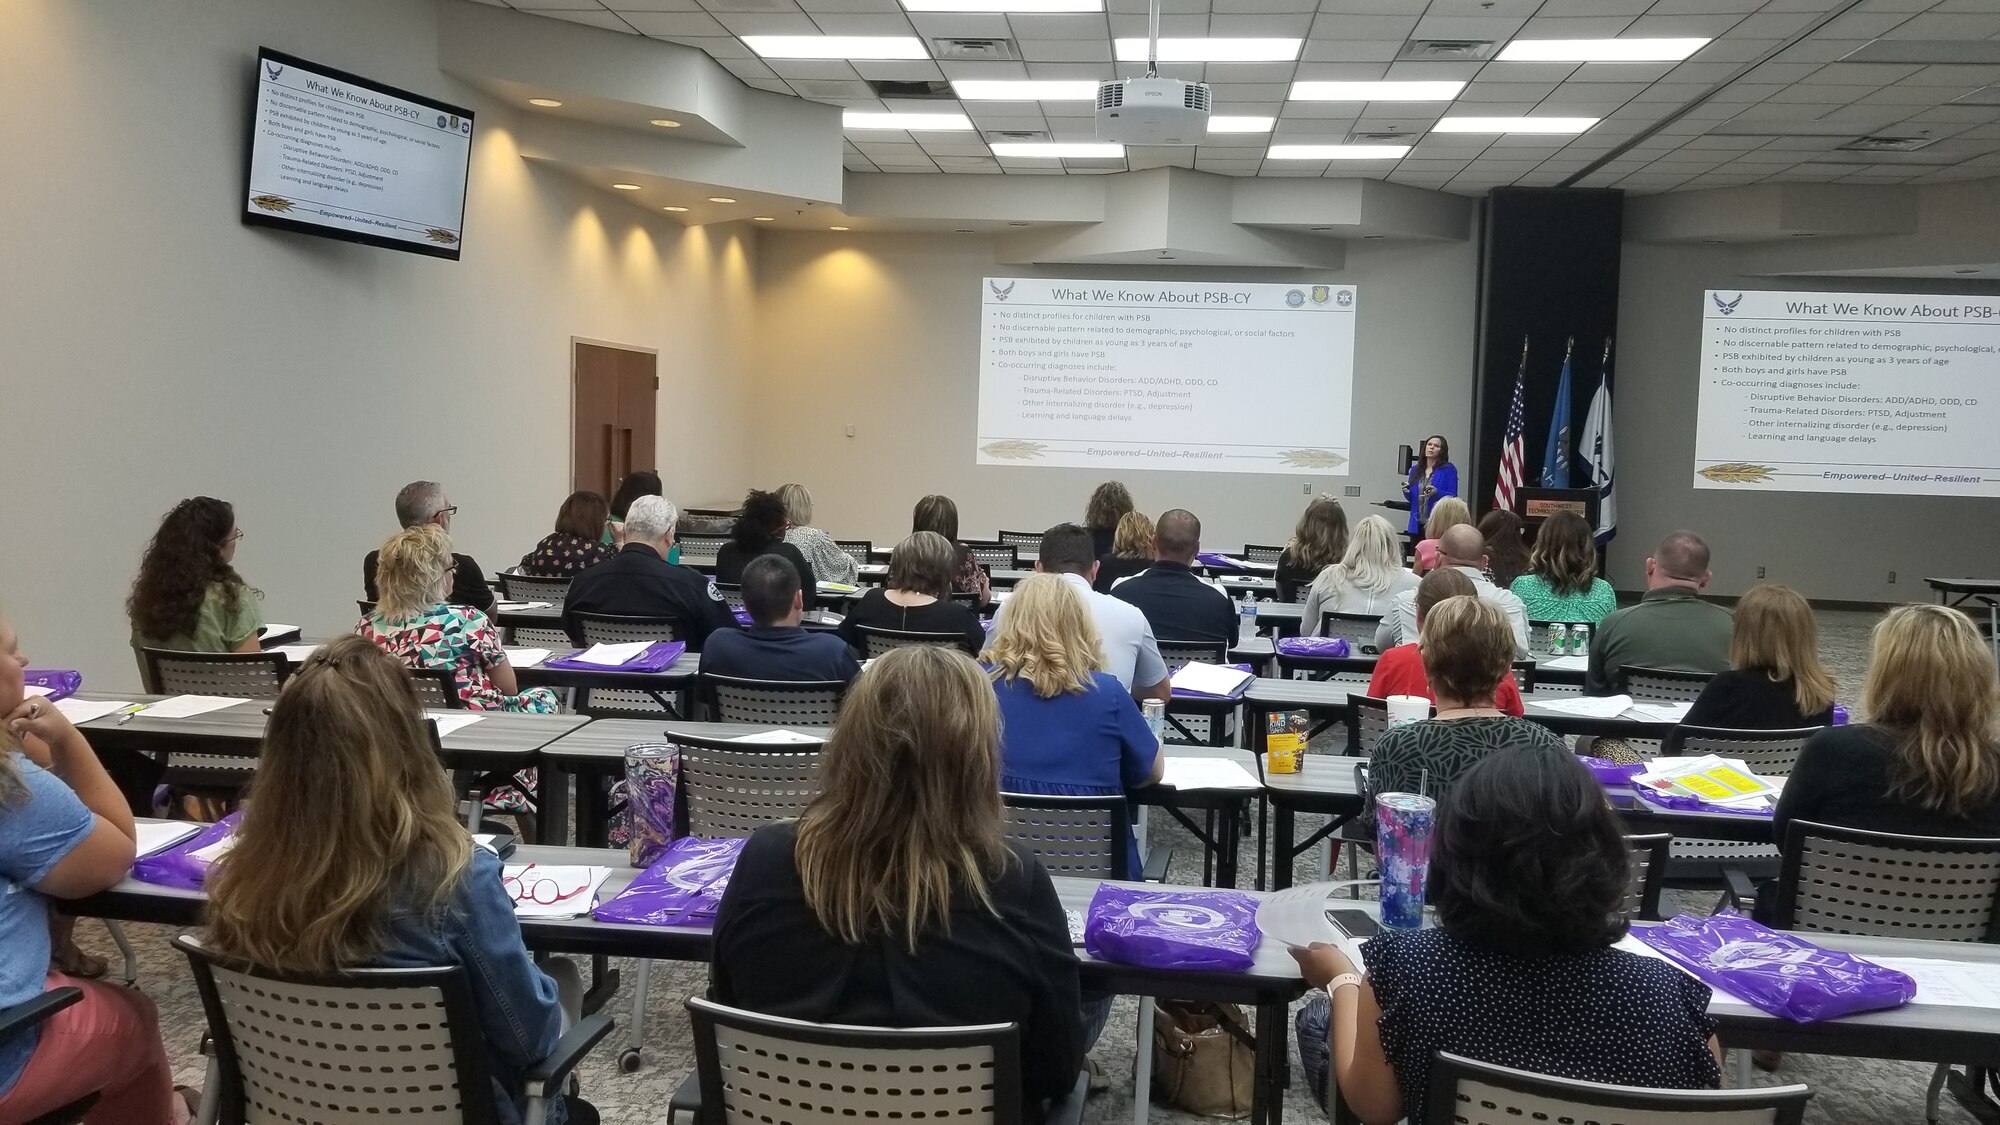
(1405, 462), (1458, 534)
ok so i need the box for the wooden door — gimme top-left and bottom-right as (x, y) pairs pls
(571, 342), (658, 497)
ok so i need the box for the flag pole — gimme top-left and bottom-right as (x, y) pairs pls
(1564, 334), (1574, 360)
(1600, 335), (1613, 372)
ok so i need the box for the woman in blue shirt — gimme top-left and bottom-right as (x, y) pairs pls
(1404, 434), (1458, 537)
(983, 574), (1162, 876)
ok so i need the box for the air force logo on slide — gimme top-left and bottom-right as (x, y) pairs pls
(265, 61), (284, 81)
(1285, 289), (1305, 308)
(1310, 285), (1329, 305)
(990, 279), (1015, 302)
(1714, 292), (1743, 316)
(1335, 290), (1353, 308)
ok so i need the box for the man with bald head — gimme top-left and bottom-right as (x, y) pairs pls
(1377, 523), (1530, 658)
(1110, 508), (1239, 646)
(1582, 530), (1733, 696)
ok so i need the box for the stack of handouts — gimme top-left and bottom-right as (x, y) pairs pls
(1633, 754), (1780, 813)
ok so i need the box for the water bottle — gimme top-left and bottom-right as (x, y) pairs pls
(1237, 597), (1258, 645)
(1142, 699), (1167, 746)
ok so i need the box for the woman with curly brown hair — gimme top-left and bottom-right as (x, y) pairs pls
(127, 497), (262, 662)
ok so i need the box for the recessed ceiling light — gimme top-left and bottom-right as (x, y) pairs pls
(830, 225), (851, 231)
(1432, 116), (1597, 133)
(611, 183), (642, 190)
(1266, 144), (1411, 159)
(955, 228), (977, 233)
(843, 111), (975, 131)
(708, 196), (737, 203)
(528, 98), (563, 107)
(1289, 81), (1464, 102)
(741, 35), (927, 59)
(1007, 221), (1031, 227)
(1496, 38), (1709, 63)
(952, 79), (1100, 101)
(1362, 234), (1384, 239)
(663, 206), (690, 212)
(904, 0), (1100, 9)
(1955, 267), (1982, 275)
(1207, 115), (1275, 134)
(990, 141), (1124, 158)
(650, 118), (683, 128)
(753, 216), (776, 222)
(1112, 38), (1301, 63)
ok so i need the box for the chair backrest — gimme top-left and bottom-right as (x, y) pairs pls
(504, 626), (573, 649)
(1001, 793), (1131, 881)
(687, 996), (1022, 1125)
(1509, 659), (1536, 694)
(141, 649), (290, 699)
(677, 533), (730, 558)
(1344, 693), (1393, 757)
(358, 599), (378, 617)
(711, 583), (747, 611)
(700, 673), (846, 726)
(948, 590), (981, 607)
(1774, 819), (2000, 941)
(668, 730), (825, 839)
(1425, 1051), (1811, 1125)
(174, 934), (500, 1125)
(964, 543), (1019, 569)
(1623, 833), (1671, 922)
(1156, 638), (1228, 674)
(497, 572), (571, 603)
(1659, 725), (1822, 778)
(1241, 544), (1284, 565)
(833, 539), (873, 564)
(856, 625), (969, 659)
(407, 667), (461, 710)
(1317, 611), (1383, 654)
(995, 530), (1041, 546)
(1624, 665), (1716, 703)
(575, 612), (684, 645)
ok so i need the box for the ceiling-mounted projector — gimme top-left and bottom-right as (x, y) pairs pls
(1096, 77), (1211, 145)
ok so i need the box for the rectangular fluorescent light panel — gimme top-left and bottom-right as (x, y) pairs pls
(1496, 38), (1708, 62)
(1113, 38), (1301, 62)
(989, 141), (1124, 158)
(741, 36), (929, 59)
(1289, 80), (1465, 101)
(1266, 144), (1410, 159)
(1206, 115), (1275, 133)
(903, 0), (1099, 10)
(952, 79), (1101, 100)
(843, 111), (975, 130)
(1432, 116), (1597, 133)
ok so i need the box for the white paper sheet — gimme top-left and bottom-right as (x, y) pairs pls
(1529, 694), (1635, 719)
(572, 641), (652, 667)
(270, 644), (322, 664)
(1066, 908), (1085, 945)
(858, 564), (888, 576)
(1218, 557), (1279, 572)
(259, 624), (300, 640)
(1170, 661), (1254, 698)
(22, 686), (51, 698)
(502, 864), (612, 918)
(1162, 757), (1262, 791)
(1869, 958), (2000, 1008)
(810, 612), (846, 626)
(816, 582), (860, 594)
(473, 833), (504, 854)
(1628, 701), (1695, 723)
(190, 835), (240, 865)
(133, 819), (201, 857)
(494, 600), (553, 611)
(141, 695), (252, 720)
(728, 729), (823, 744)
(504, 648), (552, 668)
(425, 711), (485, 737)
(1539, 654), (1589, 672)
(53, 698), (134, 725)
(1254, 882), (1381, 959)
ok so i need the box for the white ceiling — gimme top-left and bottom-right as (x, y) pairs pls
(478, 0), (2000, 195)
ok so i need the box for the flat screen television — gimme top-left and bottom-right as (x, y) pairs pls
(244, 48), (474, 260)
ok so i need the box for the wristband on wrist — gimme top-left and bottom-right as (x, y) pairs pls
(1324, 972), (1363, 999)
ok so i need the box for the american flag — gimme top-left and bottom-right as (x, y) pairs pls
(1494, 339), (1529, 512)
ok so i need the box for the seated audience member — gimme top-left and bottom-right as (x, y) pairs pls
(1582, 531), (1732, 696)
(364, 481), (493, 611)
(1093, 510), (1156, 593)
(1293, 744), (1720, 1122)
(1277, 497), (1350, 603)
(1509, 510), (1616, 626)
(1478, 509), (1530, 590)
(1111, 510), (1237, 646)
(1014, 523), (1168, 700)
(716, 490), (818, 610)
(777, 483), (859, 586)
(701, 556), (860, 684)
(1301, 515), (1420, 632)
(837, 532), (985, 656)
(606, 470), (662, 546)
(1370, 569), (1525, 717)
(518, 490), (612, 578)
(1378, 525), (1530, 658)
(1084, 481), (1134, 560)
(129, 496), (264, 660)
(0, 616), (196, 1125)
(710, 645), (1085, 1116)
(1366, 596), (1565, 829)
(1684, 584), (1836, 730)
(912, 494), (991, 607)
(204, 637), (592, 1125)
(1413, 497), (1473, 573)
(562, 495), (735, 651)
(984, 575), (1164, 877)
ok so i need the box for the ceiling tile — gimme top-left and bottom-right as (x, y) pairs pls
(850, 59), (944, 79)
(713, 11), (819, 33)
(621, 10), (728, 34)
(806, 12), (917, 33)
(659, 33), (756, 54)
(521, 7), (637, 30)
(1004, 13), (1108, 39)
(1305, 13), (1417, 39)
(907, 12), (1007, 36)
(1515, 15), (1638, 38)
(767, 59), (863, 78)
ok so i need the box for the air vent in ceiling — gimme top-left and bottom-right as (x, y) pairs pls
(867, 79), (956, 99)
(930, 37), (1018, 61)
(1839, 135), (1936, 152)
(1397, 39), (1498, 61)
(1349, 131), (1411, 142)
(791, 80), (874, 100)
(984, 129), (1050, 142)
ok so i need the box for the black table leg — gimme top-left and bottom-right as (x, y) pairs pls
(537, 765), (571, 845)
(1273, 803), (1296, 891)
(582, 955), (620, 1015)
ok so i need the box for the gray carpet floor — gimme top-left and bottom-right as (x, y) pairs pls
(82, 608), (1992, 1124)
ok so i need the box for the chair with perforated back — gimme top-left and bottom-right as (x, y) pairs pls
(407, 667), (462, 710)
(572, 613), (687, 719)
(1156, 639), (1231, 744)
(0, 988), (96, 1124)
(1275, 652), (1374, 688)
(141, 649), (290, 795)
(1660, 725), (1821, 778)
(1624, 666), (1716, 703)
(1424, 1051), (1811, 1125)
(857, 626), (971, 659)
(1241, 544), (1285, 565)
(965, 543), (1019, 570)
(711, 583), (746, 611)
(677, 533), (729, 559)
(497, 572), (571, 603)
(1343, 694), (1402, 757)
(1317, 611), (1384, 654)
(1623, 832), (1671, 922)
(698, 673), (846, 726)
(1001, 793), (1166, 882)
(505, 626), (573, 649)
(175, 934), (611, 1125)
(834, 539), (873, 565)
(996, 530), (1041, 546)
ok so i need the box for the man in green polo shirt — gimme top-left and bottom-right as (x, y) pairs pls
(1584, 530), (1733, 696)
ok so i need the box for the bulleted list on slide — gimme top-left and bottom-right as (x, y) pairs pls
(976, 278), (1356, 475)
(1694, 289), (2000, 496)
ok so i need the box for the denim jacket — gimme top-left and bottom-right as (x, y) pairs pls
(371, 848), (566, 1125)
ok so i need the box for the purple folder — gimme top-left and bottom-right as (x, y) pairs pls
(543, 641), (687, 673)
(1195, 552), (1247, 570)
(1171, 662), (1256, 700)
(23, 670), (82, 702)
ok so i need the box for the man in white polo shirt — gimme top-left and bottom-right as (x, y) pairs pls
(996, 522), (1170, 701)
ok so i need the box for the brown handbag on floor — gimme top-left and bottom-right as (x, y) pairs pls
(1151, 1000), (1255, 1118)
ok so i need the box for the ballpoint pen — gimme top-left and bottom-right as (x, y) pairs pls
(114, 703), (152, 726)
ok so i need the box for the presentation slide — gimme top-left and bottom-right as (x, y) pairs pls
(244, 49), (473, 258)
(1695, 289), (2000, 496)
(976, 278), (1355, 475)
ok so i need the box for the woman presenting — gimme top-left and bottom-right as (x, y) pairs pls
(1405, 434), (1457, 536)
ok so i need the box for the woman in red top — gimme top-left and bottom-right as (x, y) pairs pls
(1369, 568), (1524, 716)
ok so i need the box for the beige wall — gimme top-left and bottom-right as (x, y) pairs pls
(747, 231), (1481, 552)
(0, 0), (756, 689)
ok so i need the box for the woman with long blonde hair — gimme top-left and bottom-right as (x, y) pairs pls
(1686, 584), (1837, 730)
(1302, 514), (1421, 631)
(1094, 510), (1157, 592)
(1777, 604), (2000, 842)
(204, 636), (589, 1125)
(710, 645), (1084, 1113)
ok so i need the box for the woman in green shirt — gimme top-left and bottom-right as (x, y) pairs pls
(127, 496), (263, 660)
(1510, 510), (1616, 625)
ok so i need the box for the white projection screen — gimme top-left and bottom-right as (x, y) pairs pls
(1695, 289), (2000, 496)
(976, 278), (1355, 475)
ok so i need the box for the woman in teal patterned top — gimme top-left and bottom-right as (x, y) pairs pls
(1510, 510), (1616, 624)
